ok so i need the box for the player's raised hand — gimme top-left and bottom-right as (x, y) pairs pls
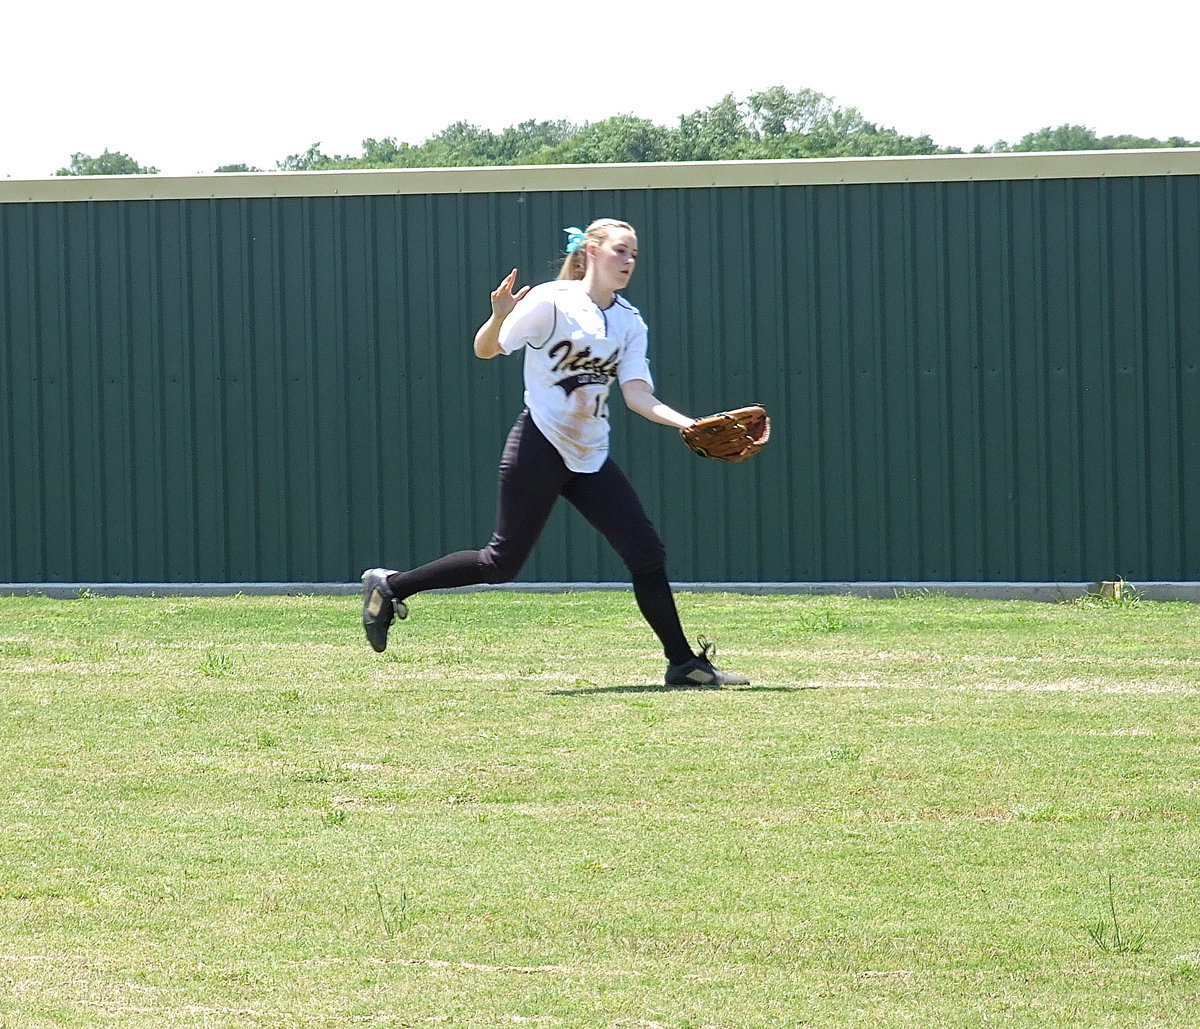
(490, 268), (530, 320)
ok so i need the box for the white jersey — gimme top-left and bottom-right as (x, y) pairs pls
(497, 280), (654, 473)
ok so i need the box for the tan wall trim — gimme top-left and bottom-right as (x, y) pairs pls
(3, 148), (1198, 204)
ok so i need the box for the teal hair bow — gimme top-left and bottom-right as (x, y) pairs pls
(563, 226), (585, 254)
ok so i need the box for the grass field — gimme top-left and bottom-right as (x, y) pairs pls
(1, 588), (1198, 1028)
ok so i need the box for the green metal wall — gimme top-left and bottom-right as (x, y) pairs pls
(2, 155), (1198, 584)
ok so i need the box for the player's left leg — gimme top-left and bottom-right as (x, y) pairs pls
(563, 460), (749, 686)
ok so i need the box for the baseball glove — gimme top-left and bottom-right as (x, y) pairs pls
(680, 405), (771, 462)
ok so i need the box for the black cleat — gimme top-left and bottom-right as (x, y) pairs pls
(361, 568), (408, 653)
(665, 638), (750, 687)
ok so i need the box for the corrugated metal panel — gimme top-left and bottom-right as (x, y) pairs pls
(2, 154), (1199, 584)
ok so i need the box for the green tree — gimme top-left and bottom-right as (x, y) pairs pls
(671, 93), (755, 160)
(55, 149), (159, 176)
(746, 85), (840, 137)
(419, 121), (497, 166)
(494, 119), (577, 164)
(276, 143), (354, 171)
(997, 124), (1104, 152)
(666, 88), (945, 161)
(357, 137), (413, 167)
(796, 105), (943, 157)
(540, 115), (671, 164)
(982, 124), (1198, 153)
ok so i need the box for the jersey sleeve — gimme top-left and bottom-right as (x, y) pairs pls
(497, 284), (557, 355)
(617, 309), (654, 389)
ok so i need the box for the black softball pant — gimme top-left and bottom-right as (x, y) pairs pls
(387, 410), (694, 664)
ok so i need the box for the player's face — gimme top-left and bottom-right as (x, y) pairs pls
(589, 228), (638, 292)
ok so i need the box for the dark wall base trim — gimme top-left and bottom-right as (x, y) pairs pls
(4, 581), (1200, 602)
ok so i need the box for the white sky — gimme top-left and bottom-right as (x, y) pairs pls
(4, 0), (1197, 179)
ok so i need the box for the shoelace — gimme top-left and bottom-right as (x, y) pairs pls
(696, 636), (717, 663)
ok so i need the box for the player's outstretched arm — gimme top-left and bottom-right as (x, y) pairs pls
(620, 379), (695, 430)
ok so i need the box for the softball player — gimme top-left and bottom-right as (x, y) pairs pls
(362, 218), (748, 687)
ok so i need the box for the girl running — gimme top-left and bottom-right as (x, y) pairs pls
(361, 218), (748, 686)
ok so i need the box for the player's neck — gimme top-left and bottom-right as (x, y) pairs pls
(581, 274), (616, 310)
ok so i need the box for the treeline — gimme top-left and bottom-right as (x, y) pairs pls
(55, 86), (1199, 176)
(270, 88), (947, 171)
